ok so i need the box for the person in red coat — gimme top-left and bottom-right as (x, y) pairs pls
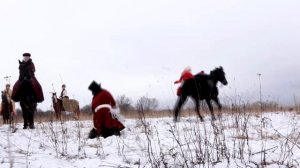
(88, 81), (125, 139)
(174, 66), (194, 96)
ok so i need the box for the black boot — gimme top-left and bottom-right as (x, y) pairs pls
(88, 128), (98, 139)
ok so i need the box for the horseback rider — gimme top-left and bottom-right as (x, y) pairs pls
(59, 84), (70, 112)
(12, 53), (44, 129)
(0, 84), (16, 124)
(2, 84), (16, 115)
(60, 84), (69, 99)
(174, 66), (194, 96)
(12, 53), (44, 103)
(88, 81), (125, 139)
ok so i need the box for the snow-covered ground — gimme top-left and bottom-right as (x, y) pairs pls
(1, 111), (300, 168)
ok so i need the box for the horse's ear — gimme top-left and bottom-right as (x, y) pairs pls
(19, 60), (21, 64)
(220, 66), (223, 70)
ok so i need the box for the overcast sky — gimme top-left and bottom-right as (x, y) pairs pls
(1, 0), (300, 110)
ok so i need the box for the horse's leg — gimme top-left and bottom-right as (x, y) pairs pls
(58, 105), (62, 121)
(55, 110), (58, 120)
(20, 101), (29, 129)
(76, 105), (80, 120)
(213, 97), (222, 110)
(9, 112), (12, 127)
(3, 107), (8, 124)
(213, 97), (222, 118)
(174, 95), (187, 122)
(55, 105), (60, 120)
(205, 99), (216, 121)
(28, 102), (37, 129)
(193, 98), (204, 122)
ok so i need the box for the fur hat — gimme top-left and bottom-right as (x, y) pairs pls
(88, 81), (102, 95)
(23, 53), (31, 57)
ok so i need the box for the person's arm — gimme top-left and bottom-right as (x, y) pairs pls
(28, 62), (36, 78)
(174, 75), (183, 84)
(108, 91), (117, 108)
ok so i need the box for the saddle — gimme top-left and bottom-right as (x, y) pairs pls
(61, 98), (78, 112)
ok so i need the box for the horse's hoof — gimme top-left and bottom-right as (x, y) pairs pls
(29, 125), (35, 129)
(212, 117), (217, 121)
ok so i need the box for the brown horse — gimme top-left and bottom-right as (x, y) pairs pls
(51, 92), (80, 120)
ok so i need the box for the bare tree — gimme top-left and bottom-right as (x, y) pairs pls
(80, 105), (92, 114)
(116, 95), (134, 112)
(136, 96), (158, 112)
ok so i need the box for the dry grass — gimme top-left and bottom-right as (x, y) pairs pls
(0, 105), (296, 126)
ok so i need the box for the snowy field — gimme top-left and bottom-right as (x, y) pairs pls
(1, 111), (300, 168)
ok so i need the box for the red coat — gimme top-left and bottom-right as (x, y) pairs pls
(91, 89), (125, 138)
(174, 70), (194, 84)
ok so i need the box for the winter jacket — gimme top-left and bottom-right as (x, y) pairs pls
(60, 89), (68, 98)
(91, 89), (125, 138)
(174, 70), (194, 84)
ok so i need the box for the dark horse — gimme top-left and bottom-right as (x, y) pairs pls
(174, 66), (228, 122)
(17, 79), (37, 129)
(1, 91), (14, 124)
(12, 59), (43, 129)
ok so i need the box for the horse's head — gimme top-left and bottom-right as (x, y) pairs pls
(51, 92), (58, 103)
(211, 66), (228, 85)
(1, 91), (6, 102)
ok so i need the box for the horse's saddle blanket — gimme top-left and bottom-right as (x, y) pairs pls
(62, 98), (78, 112)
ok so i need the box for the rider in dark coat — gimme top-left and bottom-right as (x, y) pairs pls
(12, 53), (44, 129)
(12, 53), (44, 103)
(88, 81), (125, 139)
